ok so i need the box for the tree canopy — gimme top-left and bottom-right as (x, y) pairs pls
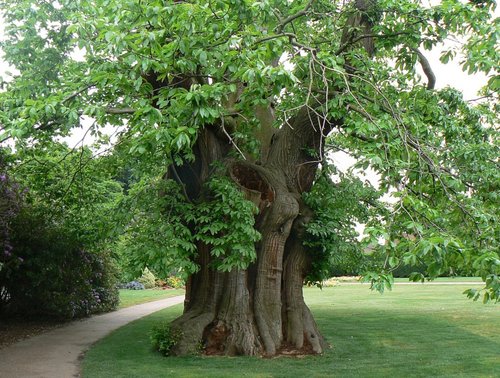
(0, 0), (499, 356)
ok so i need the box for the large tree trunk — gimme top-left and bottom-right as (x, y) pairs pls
(151, 0), (376, 355)
(168, 104), (334, 357)
(148, 0), (373, 357)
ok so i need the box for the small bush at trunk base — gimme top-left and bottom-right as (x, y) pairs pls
(150, 322), (183, 356)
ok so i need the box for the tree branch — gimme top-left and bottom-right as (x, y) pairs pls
(62, 84), (94, 104)
(254, 33), (296, 46)
(276, 0), (315, 33)
(105, 107), (136, 114)
(254, 32), (316, 54)
(221, 116), (246, 160)
(412, 48), (436, 90)
(336, 31), (412, 55)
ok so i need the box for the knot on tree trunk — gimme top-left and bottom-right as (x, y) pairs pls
(297, 163), (317, 193)
(203, 320), (230, 355)
(230, 162), (275, 211)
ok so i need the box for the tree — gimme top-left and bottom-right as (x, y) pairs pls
(0, 144), (122, 318)
(0, 0), (498, 356)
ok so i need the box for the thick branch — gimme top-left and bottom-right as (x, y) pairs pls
(412, 48), (436, 90)
(105, 107), (136, 114)
(336, 31), (411, 55)
(340, 1), (377, 57)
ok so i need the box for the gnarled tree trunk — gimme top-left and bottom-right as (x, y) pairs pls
(160, 0), (375, 357)
(168, 104), (334, 357)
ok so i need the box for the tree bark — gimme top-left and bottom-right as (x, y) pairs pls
(157, 0), (370, 357)
(167, 104), (334, 356)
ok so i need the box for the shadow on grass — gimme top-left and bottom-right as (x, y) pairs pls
(82, 302), (499, 378)
(318, 309), (500, 378)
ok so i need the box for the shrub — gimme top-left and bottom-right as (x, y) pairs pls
(0, 160), (22, 294)
(1, 148), (121, 319)
(155, 279), (167, 288)
(137, 268), (156, 289)
(166, 276), (185, 289)
(150, 322), (182, 356)
(0, 207), (119, 319)
(123, 281), (145, 290)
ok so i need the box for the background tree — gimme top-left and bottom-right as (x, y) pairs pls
(0, 0), (498, 356)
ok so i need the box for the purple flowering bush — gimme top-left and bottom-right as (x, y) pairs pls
(0, 157), (118, 319)
(1, 207), (119, 319)
(122, 281), (146, 290)
(0, 160), (23, 305)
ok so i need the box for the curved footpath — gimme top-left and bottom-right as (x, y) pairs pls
(0, 295), (185, 378)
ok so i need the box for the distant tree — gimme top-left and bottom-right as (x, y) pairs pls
(0, 0), (498, 356)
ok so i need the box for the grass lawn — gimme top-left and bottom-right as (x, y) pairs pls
(118, 289), (185, 309)
(83, 283), (499, 378)
(393, 277), (483, 283)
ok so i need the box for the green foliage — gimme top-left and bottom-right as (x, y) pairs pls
(137, 268), (156, 289)
(463, 273), (500, 304)
(1, 206), (118, 318)
(361, 271), (395, 294)
(10, 143), (124, 247)
(115, 174), (260, 278)
(150, 322), (182, 357)
(0, 145), (121, 318)
(112, 177), (198, 280)
(188, 175), (261, 272)
(0, 152), (22, 298)
(165, 276), (185, 289)
(0, 0), (498, 302)
(303, 170), (383, 285)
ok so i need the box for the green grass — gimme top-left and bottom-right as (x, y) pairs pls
(323, 277), (483, 285)
(393, 277), (483, 283)
(431, 276), (483, 282)
(118, 289), (185, 309)
(84, 284), (499, 378)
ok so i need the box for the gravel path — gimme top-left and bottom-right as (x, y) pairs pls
(0, 295), (184, 378)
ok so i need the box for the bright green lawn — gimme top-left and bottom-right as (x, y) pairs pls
(84, 284), (499, 378)
(394, 276), (483, 283)
(118, 289), (185, 309)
